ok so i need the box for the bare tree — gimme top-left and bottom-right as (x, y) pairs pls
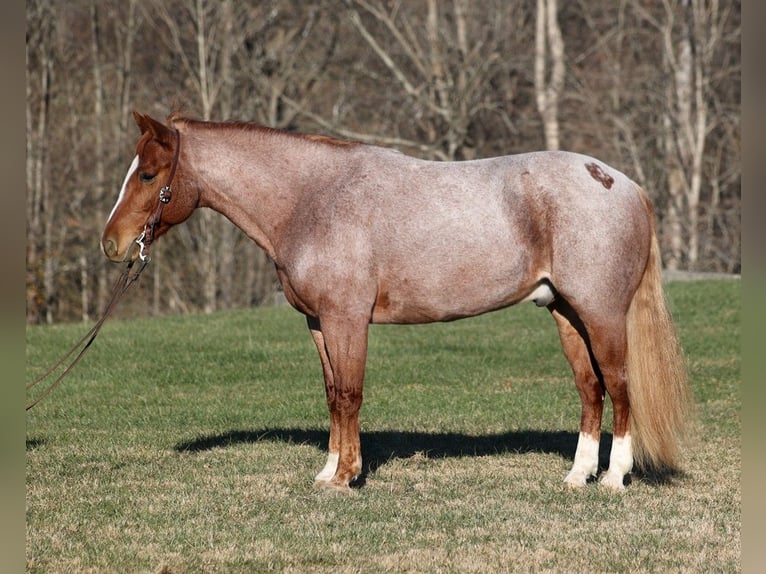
(236, 2), (339, 129)
(146, 0), (244, 313)
(568, 0), (739, 272)
(534, 0), (565, 150)
(87, 0), (106, 321)
(647, 0), (730, 270)
(342, 0), (508, 160)
(26, 1), (55, 324)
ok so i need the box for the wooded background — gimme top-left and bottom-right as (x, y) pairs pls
(26, 0), (740, 324)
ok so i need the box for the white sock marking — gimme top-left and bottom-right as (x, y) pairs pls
(600, 434), (633, 490)
(314, 452), (339, 482)
(564, 432), (600, 487)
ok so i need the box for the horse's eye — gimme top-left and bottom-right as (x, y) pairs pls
(139, 172), (156, 183)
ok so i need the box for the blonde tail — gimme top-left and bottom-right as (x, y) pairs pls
(626, 199), (695, 472)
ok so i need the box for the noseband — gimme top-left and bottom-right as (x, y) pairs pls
(135, 127), (181, 262)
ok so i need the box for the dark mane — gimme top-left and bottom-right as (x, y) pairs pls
(167, 112), (359, 148)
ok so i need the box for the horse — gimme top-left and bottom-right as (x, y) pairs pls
(102, 111), (693, 493)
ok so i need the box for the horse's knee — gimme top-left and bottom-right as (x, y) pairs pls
(335, 388), (363, 415)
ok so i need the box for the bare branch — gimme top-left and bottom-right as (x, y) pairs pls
(282, 95), (449, 160)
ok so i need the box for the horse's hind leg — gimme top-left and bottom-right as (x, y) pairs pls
(553, 298), (634, 490)
(587, 319), (633, 490)
(550, 303), (604, 487)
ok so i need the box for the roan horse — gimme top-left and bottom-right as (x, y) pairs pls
(102, 112), (693, 493)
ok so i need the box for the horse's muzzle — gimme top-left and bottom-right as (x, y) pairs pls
(101, 236), (121, 261)
(101, 235), (139, 262)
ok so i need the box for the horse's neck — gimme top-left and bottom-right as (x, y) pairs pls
(184, 126), (343, 260)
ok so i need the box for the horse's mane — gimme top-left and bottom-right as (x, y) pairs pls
(167, 111), (358, 149)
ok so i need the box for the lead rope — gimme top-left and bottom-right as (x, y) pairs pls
(25, 257), (149, 410)
(26, 128), (180, 411)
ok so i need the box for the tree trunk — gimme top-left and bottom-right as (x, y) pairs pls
(534, 0), (565, 150)
(90, 0), (107, 320)
(26, 11), (51, 324)
(661, 0), (718, 270)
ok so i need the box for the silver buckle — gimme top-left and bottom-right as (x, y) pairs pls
(159, 185), (172, 204)
(135, 231), (150, 262)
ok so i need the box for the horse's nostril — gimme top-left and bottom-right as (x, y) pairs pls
(103, 238), (118, 259)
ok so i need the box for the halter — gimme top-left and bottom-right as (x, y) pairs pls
(26, 127), (182, 410)
(135, 127), (181, 262)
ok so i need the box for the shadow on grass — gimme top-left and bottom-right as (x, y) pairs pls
(26, 438), (45, 450)
(174, 427), (614, 479)
(173, 429), (682, 486)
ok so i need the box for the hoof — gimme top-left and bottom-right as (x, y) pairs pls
(599, 472), (627, 491)
(563, 470), (590, 488)
(314, 479), (355, 495)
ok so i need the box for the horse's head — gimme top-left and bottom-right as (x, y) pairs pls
(101, 112), (197, 262)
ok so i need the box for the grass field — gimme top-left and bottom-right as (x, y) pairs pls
(26, 279), (740, 573)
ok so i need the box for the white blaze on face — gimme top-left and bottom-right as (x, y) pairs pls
(107, 155), (140, 223)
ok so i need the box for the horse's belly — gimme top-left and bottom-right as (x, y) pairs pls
(371, 264), (540, 324)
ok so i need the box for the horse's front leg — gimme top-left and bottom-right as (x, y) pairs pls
(307, 316), (340, 482)
(307, 314), (367, 493)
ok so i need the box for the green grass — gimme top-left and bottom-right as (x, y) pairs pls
(26, 279), (740, 573)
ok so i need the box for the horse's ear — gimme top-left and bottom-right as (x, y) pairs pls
(133, 112), (175, 146)
(133, 111), (151, 134)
